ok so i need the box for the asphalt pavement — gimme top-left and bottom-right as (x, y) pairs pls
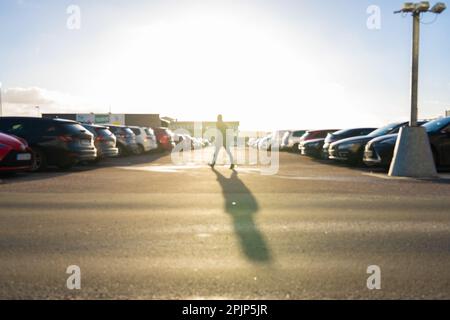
(1, 148), (450, 299)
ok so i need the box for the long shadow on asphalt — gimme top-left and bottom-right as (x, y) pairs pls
(212, 168), (272, 264)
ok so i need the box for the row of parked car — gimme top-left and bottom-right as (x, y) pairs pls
(250, 117), (450, 168)
(0, 117), (210, 173)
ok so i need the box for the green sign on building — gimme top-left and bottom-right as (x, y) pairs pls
(95, 114), (110, 124)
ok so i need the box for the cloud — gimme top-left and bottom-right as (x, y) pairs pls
(3, 87), (54, 105)
(1, 86), (97, 116)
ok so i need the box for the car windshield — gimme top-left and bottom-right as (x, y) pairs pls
(367, 123), (402, 138)
(316, 131), (333, 139)
(98, 128), (113, 137)
(124, 128), (135, 136)
(331, 129), (353, 137)
(293, 131), (305, 137)
(423, 118), (450, 133)
(300, 132), (310, 140)
(59, 123), (88, 135)
(131, 128), (141, 135)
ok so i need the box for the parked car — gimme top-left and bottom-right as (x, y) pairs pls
(322, 128), (377, 159)
(282, 130), (308, 152)
(249, 137), (265, 148)
(364, 117), (450, 168)
(202, 138), (212, 147)
(173, 133), (193, 150)
(144, 127), (159, 151)
(0, 117), (96, 171)
(329, 121), (411, 164)
(82, 124), (119, 161)
(0, 132), (33, 173)
(256, 130), (290, 151)
(153, 128), (176, 152)
(258, 135), (273, 151)
(107, 125), (139, 156)
(296, 130), (339, 153)
(191, 137), (203, 149)
(272, 130), (290, 148)
(129, 126), (158, 154)
(248, 137), (259, 148)
(300, 138), (328, 158)
(280, 131), (292, 151)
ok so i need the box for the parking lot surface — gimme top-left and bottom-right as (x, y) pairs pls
(1, 148), (450, 299)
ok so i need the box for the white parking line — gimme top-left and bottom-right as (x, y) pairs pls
(274, 175), (372, 182)
(363, 172), (450, 181)
(117, 164), (263, 174)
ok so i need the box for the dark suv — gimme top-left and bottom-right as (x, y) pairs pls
(106, 125), (138, 156)
(82, 124), (119, 161)
(364, 117), (450, 168)
(0, 117), (97, 171)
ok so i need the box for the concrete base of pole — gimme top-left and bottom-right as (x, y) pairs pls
(389, 126), (438, 178)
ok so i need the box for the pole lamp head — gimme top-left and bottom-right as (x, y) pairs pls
(402, 2), (417, 12)
(416, 1), (431, 12)
(430, 2), (447, 13)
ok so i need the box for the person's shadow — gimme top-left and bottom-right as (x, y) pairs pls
(212, 168), (271, 263)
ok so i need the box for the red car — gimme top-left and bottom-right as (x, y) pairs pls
(296, 130), (340, 153)
(301, 130), (340, 142)
(0, 132), (33, 172)
(153, 128), (176, 151)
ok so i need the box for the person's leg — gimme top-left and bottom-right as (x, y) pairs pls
(210, 143), (221, 166)
(225, 144), (235, 166)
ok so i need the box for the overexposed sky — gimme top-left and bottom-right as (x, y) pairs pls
(1, 0), (449, 130)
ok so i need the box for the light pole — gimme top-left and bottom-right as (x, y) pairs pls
(394, 2), (447, 126)
(410, 9), (421, 127)
(389, 2), (446, 178)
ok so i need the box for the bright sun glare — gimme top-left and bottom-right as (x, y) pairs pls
(84, 9), (349, 130)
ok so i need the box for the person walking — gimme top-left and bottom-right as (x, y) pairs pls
(209, 115), (235, 170)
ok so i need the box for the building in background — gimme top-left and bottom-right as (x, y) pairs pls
(168, 120), (240, 136)
(42, 114), (240, 134)
(42, 113), (162, 128)
(446, 110), (450, 117)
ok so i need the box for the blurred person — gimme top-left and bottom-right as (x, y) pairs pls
(209, 115), (235, 170)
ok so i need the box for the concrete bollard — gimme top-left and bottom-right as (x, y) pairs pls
(389, 126), (438, 178)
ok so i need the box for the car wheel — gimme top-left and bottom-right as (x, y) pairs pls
(137, 145), (145, 155)
(31, 148), (47, 172)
